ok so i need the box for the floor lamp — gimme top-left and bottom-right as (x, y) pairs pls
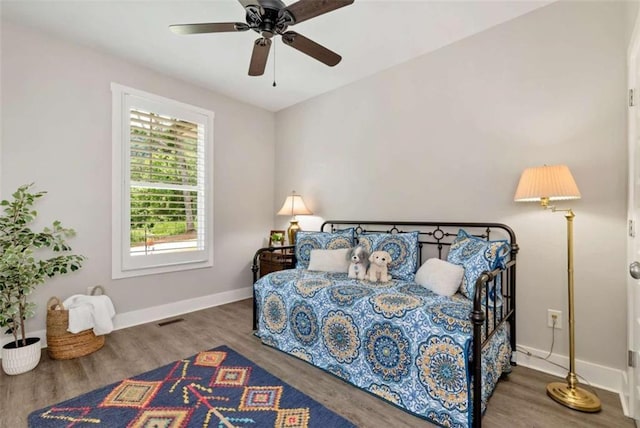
(514, 164), (601, 412)
(276, 191), (313, 245)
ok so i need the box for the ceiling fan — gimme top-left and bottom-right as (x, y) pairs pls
(169, 0), (354, 76)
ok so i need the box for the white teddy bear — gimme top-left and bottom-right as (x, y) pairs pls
(368, 250), (392, 283)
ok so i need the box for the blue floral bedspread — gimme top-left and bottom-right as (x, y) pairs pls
(255, 269), (511, 428)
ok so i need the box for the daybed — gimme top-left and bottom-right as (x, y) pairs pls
(251, 221), (518, 428)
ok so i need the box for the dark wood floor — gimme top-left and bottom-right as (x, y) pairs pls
(0, 298), (633, 428)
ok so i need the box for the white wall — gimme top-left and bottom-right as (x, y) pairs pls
(627, 1), (640, 44)
(1, 22), (275, 333)
(275, 1), (628, 371)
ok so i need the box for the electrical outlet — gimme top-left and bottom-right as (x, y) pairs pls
(547, 309), (562, 329)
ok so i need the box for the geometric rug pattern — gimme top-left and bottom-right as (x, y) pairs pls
(28, 345), (356, 427)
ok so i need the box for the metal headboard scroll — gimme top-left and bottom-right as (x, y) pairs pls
(321, 220), (514, 263)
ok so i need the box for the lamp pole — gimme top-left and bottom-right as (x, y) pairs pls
(546, 209), (601, 412)
(566, 209), (577, 389)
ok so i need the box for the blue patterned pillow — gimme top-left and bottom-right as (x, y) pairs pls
(446, 229), (510, 303)
(357, 232), (419, 281)
(295, 229), (355, 269)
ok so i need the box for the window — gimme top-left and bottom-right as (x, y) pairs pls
(111, 83), (213, 278)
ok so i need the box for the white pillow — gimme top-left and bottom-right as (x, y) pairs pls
(307, 248), (351, 273)
(415, 258), (464, 297)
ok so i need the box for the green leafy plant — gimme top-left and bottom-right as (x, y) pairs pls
(270, 232), (284, 244)
(0, 184), (85, 348)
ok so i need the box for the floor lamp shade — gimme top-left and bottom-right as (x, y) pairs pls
(514, 165), (601, 412)
(277, 191), (312, 245)
(514, 164), (581, 203)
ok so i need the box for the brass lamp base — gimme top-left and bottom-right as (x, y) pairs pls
(287, 219), (301, 245)
(546, 382), (601, 412)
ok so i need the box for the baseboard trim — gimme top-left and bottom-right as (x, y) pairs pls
(620, 370), (630, 417)
(0, 286), (253, 356)
(113, 286), (253, 330)
(515, 344), (627, 416)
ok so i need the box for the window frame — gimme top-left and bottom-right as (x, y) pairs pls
(111, 83), (214, 279)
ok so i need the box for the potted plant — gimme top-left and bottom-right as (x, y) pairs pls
(269, 231), (285, 247)
(0, 184), (85, 375)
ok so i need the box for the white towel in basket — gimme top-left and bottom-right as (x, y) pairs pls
(62, 294), (116, 335)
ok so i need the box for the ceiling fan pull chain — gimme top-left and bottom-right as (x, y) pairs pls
(272, 38), (277, 87)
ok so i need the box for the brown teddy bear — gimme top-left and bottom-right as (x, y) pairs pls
(368, 251), (392, 283)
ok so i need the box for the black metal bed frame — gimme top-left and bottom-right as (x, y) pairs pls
(251, 220), (518, 428)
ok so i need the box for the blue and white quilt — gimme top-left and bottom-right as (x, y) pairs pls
(255, 269), (512, 428)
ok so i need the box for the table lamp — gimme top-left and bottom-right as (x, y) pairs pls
(276, 190), (312, 245)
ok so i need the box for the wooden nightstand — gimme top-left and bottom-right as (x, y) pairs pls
(259, 250), (295, 277)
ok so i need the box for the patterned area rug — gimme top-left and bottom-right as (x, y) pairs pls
(28, 345), (356, 427)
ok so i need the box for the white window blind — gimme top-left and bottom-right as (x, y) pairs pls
(112, 84), (214, 278)
(129, 109), (205, 256)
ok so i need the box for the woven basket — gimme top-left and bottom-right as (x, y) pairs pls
(46, 288), (106, 360)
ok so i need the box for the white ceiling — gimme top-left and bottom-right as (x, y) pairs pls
(1, 0), (552, 112)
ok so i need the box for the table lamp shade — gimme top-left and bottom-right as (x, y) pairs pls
(277, 193), (313, 216)
(514, 164), (581, 202)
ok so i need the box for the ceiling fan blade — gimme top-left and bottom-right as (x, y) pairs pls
(281, 31), (341, 66)
(169, 22), (249, 35)
(284, 0), (354, 25)
(249, 38), (272, 76)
